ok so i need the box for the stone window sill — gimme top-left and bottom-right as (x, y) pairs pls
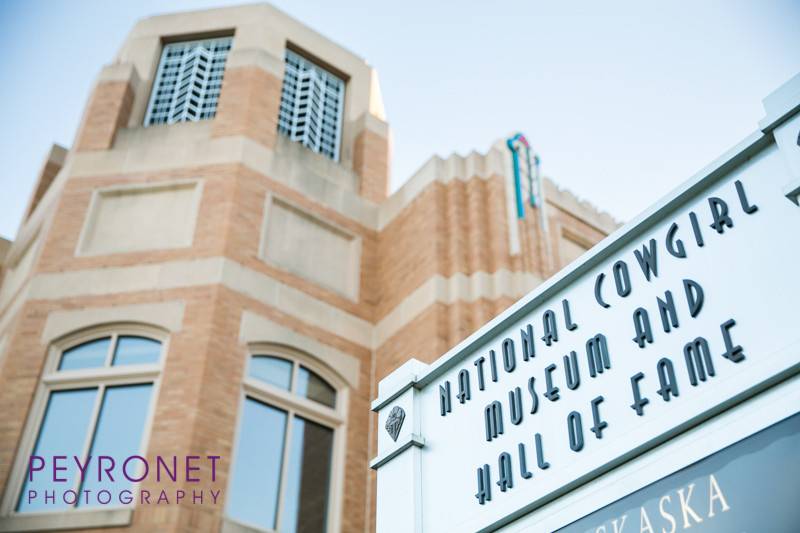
(0, 508), (132, 532)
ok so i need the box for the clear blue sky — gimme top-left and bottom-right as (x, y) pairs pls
(0, 0), (798, 240)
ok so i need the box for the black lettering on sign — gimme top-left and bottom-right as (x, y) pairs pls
(586, 333), (611, 377)
(657, 290), (679, 333)
(683, 279), (704, 317)
(656, 357), (680, 401)
(735, 179), (758, 214)
(563, 299), (578, 331)
(542, 310), (558, 346)
(564, 351), (580, 390)
(630, 372), (649, 416)
(544, 364), (560, 401)
(666, 222), (687, 258)
(457, 369), (471, 404)
(634, 238), (659, 281)
(689, 211), (704, 247)
(708, 197), (734, 234)
(496, 452), (514, 492)
(518, 443), (533, 479)
(489, 349), (499, 382)
(613, 260), (632, 297)
(527, 377), (539, 414)
(520, 323), (535, 361)
(720, 319), (745, 362)
(567, 411), (584, 452)
(590, 396), (608, 439)
(509, 387), (523, 425)
(439, 381), (451, 416)
(502, 338), (516, 372)
(475, 464), (491, 505)
(474, 356), (486, 391)
(535, 433), (550, 469)
(484, 401), (504, 442)
(632, 307), (654, 348)
(683, 337), (715, 386)
(595, 273), (611, 308)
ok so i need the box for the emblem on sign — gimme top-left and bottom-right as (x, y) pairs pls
(385, 406), (405, 442)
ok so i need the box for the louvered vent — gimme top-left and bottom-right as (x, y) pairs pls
(144, 37), (232, 126)
(278, 49), (345, 161)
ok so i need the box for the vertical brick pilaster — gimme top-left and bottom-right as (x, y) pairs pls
(75, 64), (138, 152)
(352, 113), (390, 204)
(211, 65), (282, 148)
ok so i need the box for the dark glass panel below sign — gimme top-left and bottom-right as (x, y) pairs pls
(557, 412), (800, 533)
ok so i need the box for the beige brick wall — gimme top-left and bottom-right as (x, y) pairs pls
(0, 162), (614, 533)
(0, 288), (375, 533)
(0, 8), (620, 532)
(211, 66), (282, 149)
(75, 80), (134, 151)
(353, 129), (389, 203)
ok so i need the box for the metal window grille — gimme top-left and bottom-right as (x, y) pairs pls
(278, 49), (345, 161)
(144, 37), (233, 126)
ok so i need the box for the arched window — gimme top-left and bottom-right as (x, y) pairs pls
(227, 348), (346, 533)
(9, 326), (164, 514)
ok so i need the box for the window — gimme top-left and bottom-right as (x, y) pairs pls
(278, 49), (346, 161)
(144, 37), (233, 126)
(227, 351), (344, 533)
(12, 329), (163, 514)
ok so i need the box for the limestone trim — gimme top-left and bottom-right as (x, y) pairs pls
(0, 230), (42, 316)
(238, 310), (360, 388)
(377, 147), (507, 230)
(41, 301), (186, 345)
(96, 62), (140, 85)
(24, 257), (373, 348)
(0, 282), (28, 340)
(543, 177), (620, 235)
(61, 121), (614, 242)
(10, 258), (542, 351)
(22, 144), (68, 223)
(353, 110), (389, 139)
(67, 129), (380, 229)
(373, 269), (541, 348)
(0, 508), (132, 532)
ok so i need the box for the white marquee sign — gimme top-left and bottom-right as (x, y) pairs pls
(371, 76), (800, 533)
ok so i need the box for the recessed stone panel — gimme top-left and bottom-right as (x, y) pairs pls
(79, 181), (200, 255)
(262, 196), (360, 299)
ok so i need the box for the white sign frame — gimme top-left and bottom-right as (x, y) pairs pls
(371, 74), (800, 533)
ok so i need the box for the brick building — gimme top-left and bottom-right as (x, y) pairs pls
(0, 4), (616, 533)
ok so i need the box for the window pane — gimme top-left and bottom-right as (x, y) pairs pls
(250, 355), (293, 391)
(17, 388), (98, 512)
(78, 384), (153, 507)
(112, 336), (161, 366)
(228, 398), (288, 530)
(59, 338), (110, 370)
(280, 417), (334, 533)
(296, 367), (336, 408)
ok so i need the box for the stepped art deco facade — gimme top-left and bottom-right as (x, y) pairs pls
(0, 4), (617, 533)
